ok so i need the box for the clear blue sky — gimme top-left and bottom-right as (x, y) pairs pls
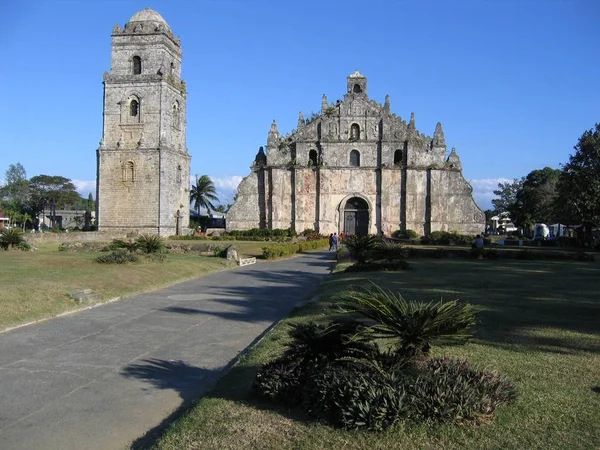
(1, 0), (598, 208)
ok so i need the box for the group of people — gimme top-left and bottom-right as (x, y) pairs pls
(328, 233), (339, 251)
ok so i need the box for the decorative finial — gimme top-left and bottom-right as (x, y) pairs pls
(433, 122), (445, 146)
(384, 94), (390, 112)
(408, 112), (416, 130)
(298, 111), (304, 128)
(321, 94), (328, 112)
(267, 120), (280, 146)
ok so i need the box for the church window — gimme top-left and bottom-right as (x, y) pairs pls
(394, 149), (403, 166)
(353, 83), (362, 93)
(350, 123), (360, 140)
(123, 161), (135, 182)
(350, 150), (360, 167)
(170, 62), (174, 74)
(308, 150), (318, 166)
(176, 165), (182, 183)
(130, 99), (139, 118)
(133, 56), (142, 75)
(172, 101), (180, 128)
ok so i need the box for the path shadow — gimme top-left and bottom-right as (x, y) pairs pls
(123, 358), (224, 449)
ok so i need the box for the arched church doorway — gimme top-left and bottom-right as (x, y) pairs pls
(343, 197), (369, 236)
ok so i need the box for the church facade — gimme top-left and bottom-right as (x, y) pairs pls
(227, 72), (485, 236)
(96, 8), (190, 236)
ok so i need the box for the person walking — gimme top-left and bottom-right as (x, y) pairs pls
(328, 233), (334, 251)
(332, 232), (339, 251)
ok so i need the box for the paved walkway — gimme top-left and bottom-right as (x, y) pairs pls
(0, 251), (334, 450)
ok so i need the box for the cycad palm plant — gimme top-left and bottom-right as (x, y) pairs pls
(343, 234), (380, 264)
(190, 174), (219, 219)
(337, 282), (476, 358)
(0, 228), (24, 250)
(371, 241), (407, 262)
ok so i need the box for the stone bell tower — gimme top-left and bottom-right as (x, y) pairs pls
(96, 8), (190, 236)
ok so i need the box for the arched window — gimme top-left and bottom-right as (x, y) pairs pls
(394, 149), (403, 166)
(350, 123), (360, 140)
(133, 56), (142, 75)
(350, 150), (360, 167)
(123, 161), (135, 182)
(308, 150), (318, 166)
(172, 101), (180, 128)
(130, 99), (139, 117)
(353, 83), (362, 93)
(176, 165), (182, 183)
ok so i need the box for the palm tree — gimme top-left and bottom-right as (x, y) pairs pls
(190, 174), (219, 219)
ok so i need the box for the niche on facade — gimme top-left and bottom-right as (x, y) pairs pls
(122, 95), (141, 124)
(350, 149), (360, 167)
(394, 149), (403, 166)
(308, 149), (318, 167)
(122, 161), (135, 183)
(353, 83), (362, 93)
(176, 164), (182, 183)
(350, 123), (360, 141)
(172, 101), (180, 129)
(132, 56), (142, 75)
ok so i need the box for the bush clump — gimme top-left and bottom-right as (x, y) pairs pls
(253, 282), (515, 431)
(135, 234), (165, 254)
(392, 229), (420, 239)
(262, 239), (329, 259)
(96, 249), (139, 264)
(426, 231), (473, 245)
(0, 228), (25, 250)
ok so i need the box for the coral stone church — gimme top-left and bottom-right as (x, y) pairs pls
(95, 9), (484, 237)
(227, 72), (485, 236)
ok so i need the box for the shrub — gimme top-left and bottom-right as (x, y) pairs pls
(96, 249), (139, 264)
(301, 228), (316, 237)
(344, 260), (409, 272)
(344, 235), (380, 264)
(103, 239), (137, 252)
(392, 229), (419, 239)
(15, 241), (32, 251)
(135, 234), (165, 254)
(372, 241), (407, 262)
(337, 282), (476, 358)
(144, 249), (168, 262)
(0, 228), (25, 250)
(303, 363), (410, 431)
(262, 239), (328, 259)
(427, 231), (473, 245)
(409, 357), (517, 423)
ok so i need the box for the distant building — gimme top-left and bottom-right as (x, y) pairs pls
(38, 210), (95, 230)
(227, 72), (485, 236)
(96, 8), (190, 236)
(490, 212), (517, 233)
(0, 211), (9, 230)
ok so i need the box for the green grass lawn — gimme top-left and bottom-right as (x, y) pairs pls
(152, 258), (600, 450)
(0, 242), (233, 329)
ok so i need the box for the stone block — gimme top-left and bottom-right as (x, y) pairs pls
(69, 289), (102, 305)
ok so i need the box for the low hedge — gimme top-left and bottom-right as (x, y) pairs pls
(406, 247), (595, 262)
(262, 239), (329, 259)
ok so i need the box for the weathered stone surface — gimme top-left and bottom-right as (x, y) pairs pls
(68, 289), (102, 304)
(226, 245), (239, 261)
(227, 72), (485, 236)
(96, 9), (190, 237)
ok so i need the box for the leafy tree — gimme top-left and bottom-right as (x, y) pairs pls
(513, 167), (560, 228)
(492, 178), (522, 215)
(28, 175), (80, 224)
(0, 163), (29, 208)
(555, 123), (600, 233)
(190, 174), (218, 218)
